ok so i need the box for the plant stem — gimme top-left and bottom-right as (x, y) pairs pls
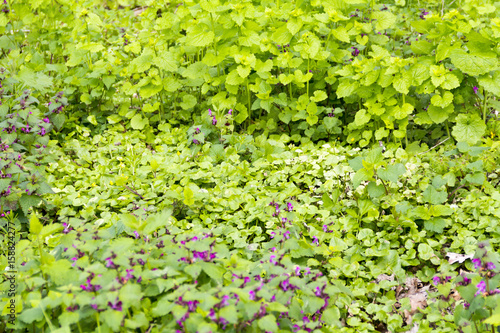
(246, 78), (251, 126)
(483, 90), (488, 124)
(307, 58), (310, 97)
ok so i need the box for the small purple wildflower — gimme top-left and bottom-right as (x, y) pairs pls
(473, 86), (479, 94)
(286, 202), (293, 212)
(486, 262), (496, 270)
(432, 276), (441, 286)
(312, 236), (319, 245)
(472, 258), (481, 270)
(208, 109), (212, 116)
(475, 280), (486, 296)
(228, 109), (232, 115)
(249, 290), (256, 300)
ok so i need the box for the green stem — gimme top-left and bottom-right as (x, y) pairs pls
(483, 90), (488, 124)
(445, 120), (451, 139)
(307, 58), (310, 97)
(246, 78), (251, 126)
(96, 312), (101, 333)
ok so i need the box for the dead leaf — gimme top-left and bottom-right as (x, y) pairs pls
(446, 252), (474, 264)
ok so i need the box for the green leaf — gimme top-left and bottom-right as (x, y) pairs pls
(198, 262), (224, 282)
(424, 217), (447, 233)
(418, 243), (434, 261)
(271, 24), (292, 45)
(422, 185), (447, 205)
(186, 24), (215, 47)
(450, 49), (498, 76)
(367, 181), (385, 198)
(336, 79), (358, 98)
(354, 109), (371, 126)
(220, 305), (238, 324)
(373, 11), (396, 30)
(130, 114), (149, 130)
(180, 94), (197, 110)
(102, 309), (125, 332)
(478, 71), (500, 97)
(452, 114), (486, 145)
(258, 314), (278, 332)
(393, 71), (411, 94)
(30, 214), (43, 235)
(20, 195), (42, 216)
(431, 91), (453, 108)
(310, 90), (327, 102)
(332, 26), (350, 43)
(154, 51), (178, 72)
(427, 104), (452, 124)
(18, 307), (43, 324)
(183, 187), (194, 206)
(306, 115), (318, 126)
(378, 163), (406, 183)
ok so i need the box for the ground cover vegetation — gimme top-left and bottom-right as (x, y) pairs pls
(0, 0), (500, 332)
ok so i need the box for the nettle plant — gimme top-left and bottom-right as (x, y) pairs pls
(415, 242), (500, 333)
(0, 81), (67, 220)
(5, 0), (499, 146)
(5, 209), (349, 332)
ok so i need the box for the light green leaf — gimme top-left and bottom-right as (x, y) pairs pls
(130, 114), (148, 130)
(30, 214), (43, 235)
(431, 91), (453, 108)
(418, 243), (434, 261)
(452, 114), (486, 145)
(355, 109), (371, 126)
(154, 51), (178, 72)
(186, 24), (214, 47)
(422, 185), (447, 205)
(183, 187), (194, 206)
(332, 26), (350, 43)
(424, 217), (447, 233)
(258, 315), (278, 332)
(373, 11), (396, 30)
(450, 49), (498, 76)
(310, 90), (327, 102)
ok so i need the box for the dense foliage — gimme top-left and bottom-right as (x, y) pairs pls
(1, 0), (500, 332)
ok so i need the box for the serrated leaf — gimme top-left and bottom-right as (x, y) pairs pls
(154, 51), (178, 72)
(452, 114), (486, 145)
(378, 163), (406, 183)
(332, 26), (350, 43)
(422, 185), (447, 205)
(310, 90), (327, 102)
(258, 315), (278, 332)
(186, 24), (214, 47)
(424, 217), (447, 233)
(20, 195), (42, 216)
(373, 11), (396, 30)
(29, 214), (43, 235)
(450, 49), (498, 76)
(431, 91), (453, 108)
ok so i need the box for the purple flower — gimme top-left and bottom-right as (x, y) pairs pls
(212, 116), (217, 125)
(208, 109), (212, 116)
(312, 236), (319, 245)
(475, 280), (486, 296)
(43, 117), (50, 123)
(283, 230), (291, 240)
(472, 258), (481, 270)
(351, 47), (360, 57)
(322, 224), (328, 232)
(473, 86), (479, 94)
(193, 139), (200, 144)
(134, 231), (139, 239)
(270, 255), (277, 265)
(228, 109), (232, 115)
(108, 299), (123, 311)
(270, 231), (276, 239)
(486, 262), (496, 270)
(249, 290), (256, 300)
(432, 276), (441, 286)
(295, 266), (301, 276)
(286, 202), (293, 212)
